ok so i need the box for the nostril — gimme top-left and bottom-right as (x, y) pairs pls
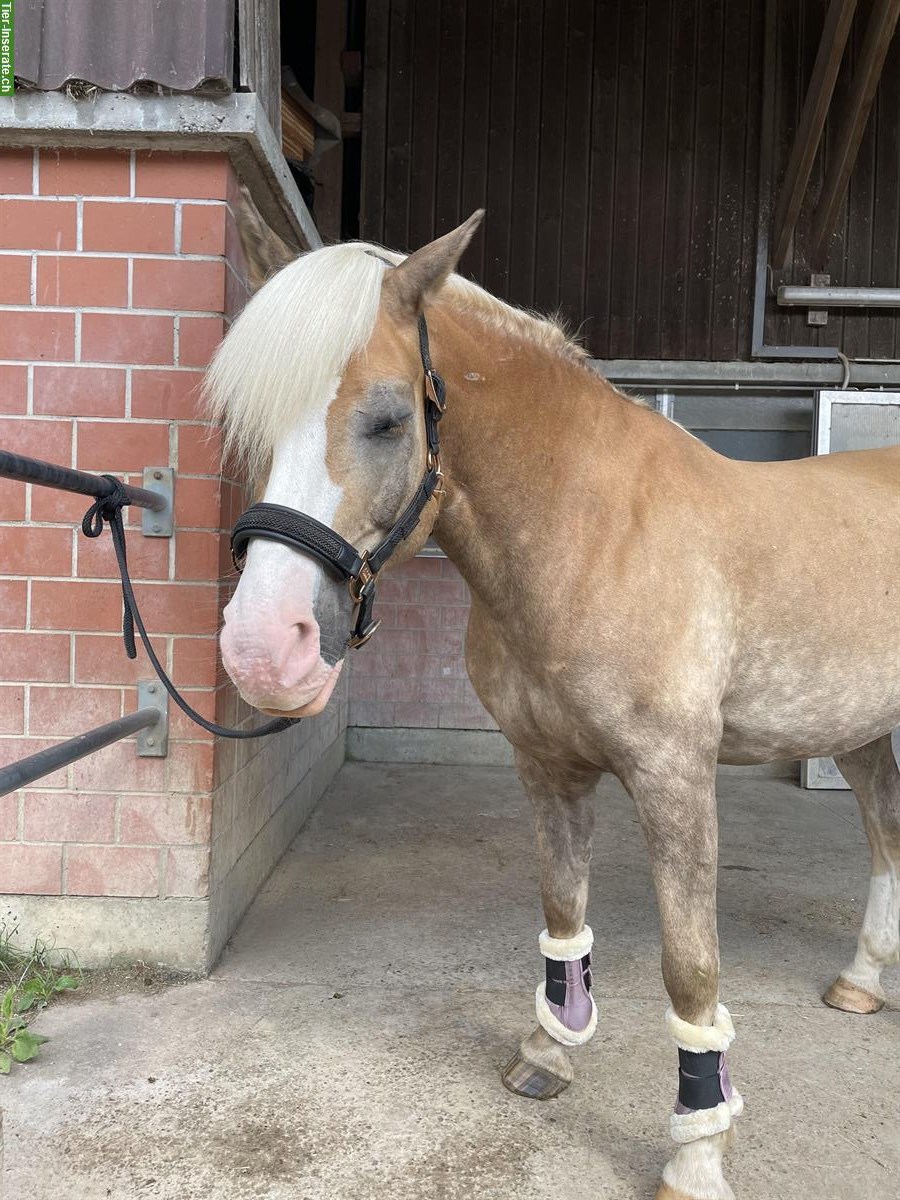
(272, 620), (321, 684)
(293, 619), (316, 644)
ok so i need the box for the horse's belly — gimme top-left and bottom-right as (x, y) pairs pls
(719, 651), (900, 764)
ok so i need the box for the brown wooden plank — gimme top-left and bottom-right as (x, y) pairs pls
(868, 26), (900, 356)
(817, 0), (854, 351)
(383, 0), (416, 250)
(633, 0), (672, 359)
(771, 0), (857, 268)
(534, 1), (567, 308)
(281, 90), (317, 160)
(460, 0), (494, 280)
(434, 0), (467, 238)
(787, 0), (824, 346)
(840, 4), (881, 359)
(361, 0), (390, 242)
(735, 0), (765, 359)
(408, 0), (441, 251)
(315, 0), (347, 242)
(659, 0), (698, 359)
(765, 0), (801, 349)
(558, 0), (594, 333)
(811, 0), (900, 268)
(608, 0), (646, 359)
(508, 0), (544, 311)
(483, 0), (519, 300)
(711, 0), (752, 360)
(685, 0), (725, 361)
(584, 0), (620, 356)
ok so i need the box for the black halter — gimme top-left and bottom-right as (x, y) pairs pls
(230, 313), (446, 649)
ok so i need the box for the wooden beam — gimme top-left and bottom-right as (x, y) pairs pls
(811, 0), (900, 268)
(771, 0), (857, 269)
(314, 0), (347, 242)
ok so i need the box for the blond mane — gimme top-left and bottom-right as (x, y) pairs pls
(204, 241), (587, 480)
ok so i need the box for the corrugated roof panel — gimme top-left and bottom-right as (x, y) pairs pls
(15, 0), (235, 93)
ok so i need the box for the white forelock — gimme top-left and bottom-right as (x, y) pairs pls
(204, 242), (397, 481)
(203, 239), (588, 482)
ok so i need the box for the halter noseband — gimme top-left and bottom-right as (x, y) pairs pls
(230, 313), (446, 649)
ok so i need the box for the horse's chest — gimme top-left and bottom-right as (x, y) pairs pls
(464, 607), (625, 767)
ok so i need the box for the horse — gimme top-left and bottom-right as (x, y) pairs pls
(205, 211), (900, 1200)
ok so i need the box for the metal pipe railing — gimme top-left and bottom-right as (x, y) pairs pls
(0, 449), (167, 511)
(777, 285), (900, 308)
(0, 709), (162, 797)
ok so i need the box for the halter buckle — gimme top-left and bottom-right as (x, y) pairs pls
(348, 552), (376, 604)
(424, 369), (446, 413)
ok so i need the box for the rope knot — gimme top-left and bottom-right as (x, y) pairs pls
(82, 475), (131, 538)
(75, 472), (296, 740)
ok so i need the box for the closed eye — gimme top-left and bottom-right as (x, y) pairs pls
(366, 414), (411, 439)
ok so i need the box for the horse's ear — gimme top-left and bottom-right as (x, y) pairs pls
(235, 182), (299, 294)
(383, 210), (485, 319)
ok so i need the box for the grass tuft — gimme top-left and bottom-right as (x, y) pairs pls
(0, 924), (81, 1075)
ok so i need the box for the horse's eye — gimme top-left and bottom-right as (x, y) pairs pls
(367, 414), (410, 439)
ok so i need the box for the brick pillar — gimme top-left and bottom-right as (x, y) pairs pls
(0, 148), (346, 968)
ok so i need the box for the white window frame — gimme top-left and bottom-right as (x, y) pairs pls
(803, 390), (900, 788)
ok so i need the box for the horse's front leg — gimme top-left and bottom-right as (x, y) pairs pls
(626, 756), (742, 1200)
(502, 749), (601, 1100)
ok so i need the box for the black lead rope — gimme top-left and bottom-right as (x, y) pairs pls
(81, 301), (446, 740)
(82, 477), (297, 740)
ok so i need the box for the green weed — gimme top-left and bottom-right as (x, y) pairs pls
(0, 926), (80, 1074)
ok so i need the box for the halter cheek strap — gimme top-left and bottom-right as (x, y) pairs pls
(230, 313), (446, 650)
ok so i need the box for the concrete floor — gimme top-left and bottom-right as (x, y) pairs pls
(3, 764), (898, 1200)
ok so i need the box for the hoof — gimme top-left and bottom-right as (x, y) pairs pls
(823, 976), (884, 1015)
(501, 1049), (570, 1100)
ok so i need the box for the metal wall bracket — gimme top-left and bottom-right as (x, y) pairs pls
(141, 468), (175, 537)
(136, 680), (169, 757)
(807, 274), (831, 327)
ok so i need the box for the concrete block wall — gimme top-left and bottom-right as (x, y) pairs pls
(0, 147), (345, 969)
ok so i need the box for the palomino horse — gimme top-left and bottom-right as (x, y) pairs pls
(208, 212), (900, 1200)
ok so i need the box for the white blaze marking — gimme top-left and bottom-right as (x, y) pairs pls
(225, 378), (343, 633)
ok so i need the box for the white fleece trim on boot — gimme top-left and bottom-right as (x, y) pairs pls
(665, 1003), (735, 1053)
(534, 981), (598, 1046)
(670, 1090), (744, 1145)
(538, 924), (594, 961)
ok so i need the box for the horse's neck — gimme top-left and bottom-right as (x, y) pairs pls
(430, 302), (643, 612)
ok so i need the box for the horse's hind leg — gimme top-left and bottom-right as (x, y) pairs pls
(502, 750), (600, 1100)
(824, 732), (900, 1014)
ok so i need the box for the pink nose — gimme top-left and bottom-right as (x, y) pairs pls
(220, 609), (325, 709)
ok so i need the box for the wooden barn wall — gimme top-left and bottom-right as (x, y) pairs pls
(767, 0), (900, 358)
(361, 0), (900, 363)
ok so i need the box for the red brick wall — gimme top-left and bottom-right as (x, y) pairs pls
(348, 556), (495, 731)
(0, 148), (339, 921)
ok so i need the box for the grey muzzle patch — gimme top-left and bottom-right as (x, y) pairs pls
(313, 574), (354, 666)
